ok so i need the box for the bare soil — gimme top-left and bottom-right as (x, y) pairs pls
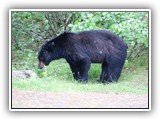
(12, 89), (148, 108)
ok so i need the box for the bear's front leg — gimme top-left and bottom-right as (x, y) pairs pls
(79, 58), (91, 83)
(66, 60), (80, 81)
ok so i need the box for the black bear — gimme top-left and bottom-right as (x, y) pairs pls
(38, 30), (128, 83)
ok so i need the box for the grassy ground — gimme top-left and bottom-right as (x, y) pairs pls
(12, 57), (149, 94)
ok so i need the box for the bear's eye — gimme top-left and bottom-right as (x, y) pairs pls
(39, 57), (45, 61)
(43, 50), (48, 54)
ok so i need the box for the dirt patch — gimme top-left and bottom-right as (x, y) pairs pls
(12, 89), (148, 108)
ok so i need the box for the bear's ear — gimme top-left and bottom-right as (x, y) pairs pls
(51, 42), (55, 47)
(47, 42), (55, 50)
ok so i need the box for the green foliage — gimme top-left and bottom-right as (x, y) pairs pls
(12, 12), (46, 51)
(12, 12), (71, 51)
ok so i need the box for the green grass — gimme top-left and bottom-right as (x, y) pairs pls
(12, 58), (148, 94)
(12, 78), (148, 94)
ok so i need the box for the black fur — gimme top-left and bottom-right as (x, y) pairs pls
(38, 30), (128, 83)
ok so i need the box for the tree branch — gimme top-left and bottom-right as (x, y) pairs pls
(45, 13), (55, 34)
(64, 14), (72, 32)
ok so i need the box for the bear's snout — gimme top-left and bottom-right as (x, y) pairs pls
(38, 61), (45, 69)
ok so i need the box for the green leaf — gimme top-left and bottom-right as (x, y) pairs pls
(131, 41), (135, 46)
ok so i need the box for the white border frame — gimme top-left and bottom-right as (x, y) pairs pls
(9, 9), (151, 111)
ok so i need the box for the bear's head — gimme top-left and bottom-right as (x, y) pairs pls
(38, 41), (55, 69)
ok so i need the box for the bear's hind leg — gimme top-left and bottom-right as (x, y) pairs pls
(106, 64), (123, 83)
(99, 62), (122, 83)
